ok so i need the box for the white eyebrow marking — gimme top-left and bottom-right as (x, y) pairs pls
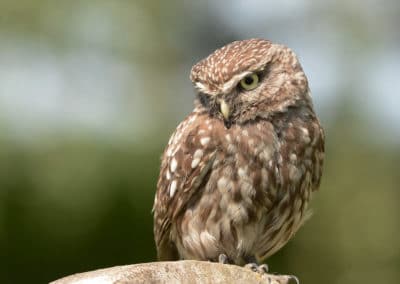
(220, 71), (253, 93)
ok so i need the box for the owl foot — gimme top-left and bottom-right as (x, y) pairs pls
(218, 253), (229, 264)
(244, 262), (269, 274)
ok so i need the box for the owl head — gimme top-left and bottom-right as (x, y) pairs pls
(190, 39), (311, 128)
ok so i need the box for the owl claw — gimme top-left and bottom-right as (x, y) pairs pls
(244, 257), (269, 274)
(245, 262), (258, 272)
(288, 275), (300, 284)
(244, 260), (269, 274)
(257, 263), (269, 273)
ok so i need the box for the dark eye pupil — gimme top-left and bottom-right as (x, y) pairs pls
(244, 76), (254, 85)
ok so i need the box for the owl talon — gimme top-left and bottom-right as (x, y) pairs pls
(257, 263), (269, 273)
(288, 275), (300, 284)
(245, 262), (269, 274)
(244, 262), (259, 273)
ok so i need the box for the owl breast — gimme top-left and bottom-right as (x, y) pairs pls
(162, 108), (323, 264)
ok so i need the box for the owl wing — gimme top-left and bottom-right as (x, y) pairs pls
(153, 113), (216, 260)
(256, 112), (325, 260)
(311, 120), (325, 191)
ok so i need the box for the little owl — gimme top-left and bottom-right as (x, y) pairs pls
(153, 39), (324, 272)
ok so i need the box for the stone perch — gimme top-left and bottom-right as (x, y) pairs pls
(51, 260), (298, 284)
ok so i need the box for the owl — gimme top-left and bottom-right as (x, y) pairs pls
(153, 39), (324, 271)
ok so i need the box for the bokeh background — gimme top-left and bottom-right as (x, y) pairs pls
(1, 1), (399, 283)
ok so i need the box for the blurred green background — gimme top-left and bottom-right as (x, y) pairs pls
(1, 1), (399, 283)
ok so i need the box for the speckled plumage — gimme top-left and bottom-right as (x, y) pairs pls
(153, 39), (324, 265)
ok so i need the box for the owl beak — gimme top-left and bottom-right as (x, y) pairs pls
(219, 99), (230, 121)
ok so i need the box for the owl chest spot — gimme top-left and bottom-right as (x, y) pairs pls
(177, 177), (267, 261)
(176, 156), (273, 261)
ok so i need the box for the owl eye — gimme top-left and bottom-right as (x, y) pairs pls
(239, 73), (259, 90)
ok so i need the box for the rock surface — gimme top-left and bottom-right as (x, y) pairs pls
(51, 260), (297, 284)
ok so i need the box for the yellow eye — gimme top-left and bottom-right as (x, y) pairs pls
(239, 73), (259, 90)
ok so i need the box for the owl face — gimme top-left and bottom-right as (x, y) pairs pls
(190, 39), (310, 127)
